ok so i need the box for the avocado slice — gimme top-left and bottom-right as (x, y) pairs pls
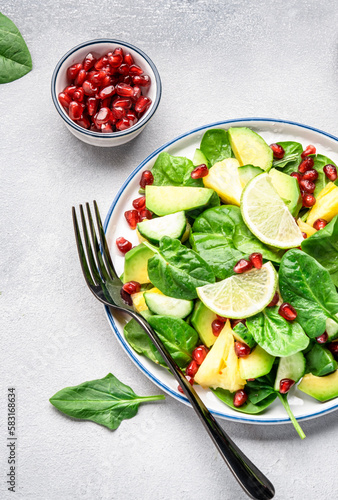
(305, 343), (337, 377)
(269, 168), (302, 216)
(145, 186), (214, 216)
(228, 127), (273, 171)
(298, 370), (338, 401)
(238, 345), (275, 380)
(238, 165), (264, 187)
(123, 243), (155, 284)
(190, 301), (217, 348)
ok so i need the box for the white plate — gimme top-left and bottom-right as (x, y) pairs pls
(104, 118), (338, 424)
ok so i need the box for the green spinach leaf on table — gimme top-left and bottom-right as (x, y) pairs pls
(301, 215), (338, 286)
(49, 373), (165, 430)
(151, 152), (203, 187)
(200, 129), (233, 166)
(279, 249), (338, 337)
(272, 141), (302, 174)
(124, 319), (166, 367)
(146, 236), (215, 299)
(0, 13), (32, 84)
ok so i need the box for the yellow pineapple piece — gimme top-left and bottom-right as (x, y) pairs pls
(203, 158), (242, 206)
(316, 182), (337, 203)
(307, 185), (338, 226)
(131, 288), (163, 313)
(297, 218), (317, 237)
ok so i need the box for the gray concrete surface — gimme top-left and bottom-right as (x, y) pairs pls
(1, 1), (338, 499)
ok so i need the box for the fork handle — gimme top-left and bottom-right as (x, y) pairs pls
(129, 311), (275, 500)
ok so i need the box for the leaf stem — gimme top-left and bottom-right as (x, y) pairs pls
(277, 393), (306, 440)
(137, 395), (166, 403)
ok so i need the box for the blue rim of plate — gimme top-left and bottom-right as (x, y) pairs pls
(51, 38), (162, 138)
(104, 117), (338, 423)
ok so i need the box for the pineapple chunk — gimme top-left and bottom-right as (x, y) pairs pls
(307, 184), (338, 226)
(297, 218), (317, 237)
(316, 182), (337, 203)
(203, 158), (242, 206)
(195, 320), (246, 392)
(131, 288), (163, 312)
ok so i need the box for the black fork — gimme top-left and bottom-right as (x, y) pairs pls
(72, 201), (275, 500)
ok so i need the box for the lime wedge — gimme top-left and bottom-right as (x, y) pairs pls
(196, 262), (277, 319)
(241, 173), (303, 249)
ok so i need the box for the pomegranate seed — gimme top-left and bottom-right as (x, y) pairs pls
(69, 101), (84, 120)
(290, 172), (302, 183)
(191, 164), (209, 179)
(124, 210), (139, 229)
(108, 53), (123, 67)
(231, 319), (246, 328)
(102, 74), (112, 86)
(278, 302), (297, 321)
(116, 237), (132, 254)
(101, 123), (113, 133)
(139, 208), (152, 221)
(58, 92), (72, 108)
(186, 360), (199, 377)
(89, 70), (107, 85)
(270, 143), (285, 159)
(74, 69), (87, 86)
(73, 87), (84, 102)
(140, 170), (154, 189)
(129, 64), (144, 76)
(298, 156), (314, 173)
(113, 97), (132, 109)
(115, 83), (134, 97)
(116, 118), (131, 131)
(120, 288), (133, 306)
(323, 164), (337, 181)
(124, 53), (134, 65)
(247, 378), (256, 382)
(114, 47), (124, 57)
(178, 376), (194, 393)
(302, 193), (316, 208)
(134, 96), (152, 113)
(328, 342), (338, 357)
(123, 75), (132, 85)
(299, 179), (316, 194)
(132, 196), (146, 210)
(64, 85), (77, 97)
(82, 80), (98, 96)
(234, 259), (253, 274)
(67, 63), (83, 80)
(302, 232), (308, 239)
(302, 169), (318, 181)
(313, 218), (328, 230)
(233, 390), (248, 407)
(126, 111), (138, 126)
(249, 252), (263, 269)
(211, 319), (225, 337)
(98, 85), (116, 99)
(83, 52), (96, 71)
(131, 86), (141, 102)
(111, 106), (126, 120)
(279, 378), (295, 394)
(192, 345), (209, 365)
(132, 74), (151, 87)
(267, 291), (280, 307)
(94, 107), (112, 125)
(301, 145), (316, 158)
(77, 116), (90, 129)
(316, 332), (328, 344)
(87, 97), (98, 116)
(122, 281), (141, 294)
(101, 97), (111, 109)
(234, 342), (251, 357)
(118, 64), (130, 76)
(216, 315), (227, 322)
(94, 56), (109, 70)
(178, 385), (184, 394)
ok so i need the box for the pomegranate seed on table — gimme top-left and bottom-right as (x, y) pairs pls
(298, 156), (314, 173)
(328, 342), (338, 357)
(302, 169), (318, 181)
(234, 259), (254, 274)
(191, 164), (209, 179)
(313, 218), (328, 230)
(233, 390), (248, 407)
(67, 63), (83, 80)
(139, 208), (152, 221)
(234, 342), (251, 357)
(278, 302), (297, 321)
(73, 87), (84, 102)
(211, 319), (225, 337)
(279, 379), (295, 394)
(122, 281), (141, 294)
(192, 345), (209, 365)
(301, 145), (316, 158)
(267, 291), (280, 307)
(124, 53), (134, 65)
(140, 170), (154, 188)
(186, 360), (199, 377)
(69, 101), (84, 120)
(290, 172), (302, 183)
(116, 237), (133, 254)
(299, 179), (316, 194)
(132, 196), (146, 210)
(124, 210), (140, 229)
(82, 80), (98, 96)
(58, 92), (72, 108)
(132, 74), (151, 87)
(83, 52), (96, 71)
(135, 96), (152, 113)
(302, 232), (308, 239)
(302, 193), (316, 208)
(270, 143), (285, 159)
(323, 164), (337, 181)
(249, 252), (263, 269)
(231, 319), (246, 328)
(316, 332), (328, 344)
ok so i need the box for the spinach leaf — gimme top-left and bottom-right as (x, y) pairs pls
(200, 129), (232, 166)
(311, 154), (337, 197)
(0, 13), (32, 84)
(212, 387), (277, 414)
(246, 306), (309, 356)
(272, 141), (302, 174)
(49, 373), (164, 430)
(301, 215), (338, 286)
(279, 249), (338, 337)
(148, 315), (199, 368)
(146, 236), (215, 300)
(151, 152), (203, 187)
(124, 318), (166, 367)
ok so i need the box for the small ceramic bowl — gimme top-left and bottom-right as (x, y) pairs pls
(51, 39), (162, 147)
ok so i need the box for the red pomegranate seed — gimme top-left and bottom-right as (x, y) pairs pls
(178, 376), (194, 393)
(132, 196), (146, 210)
(316, 332), (328, 344)
(299, 179), (316, 194)
(67, 63), (83, 80)
(231, 319), (246, 328)
(111, 106), (126, 120)
(211, 319), (225, 337)
(124, 53), (134, 66)
(83, 52), (96, 71)
(302, 232), (308, 239)
(302, 193), (316, 208)
(124, 210), (139, 229)
(126, 111), (138, 126)
(101, 123), (113, 133)
(74, 69), (87, 86)
(115, 83), (134, 97)
(122, 281), (141, 294)
(278, 302), (297, 321)
(114, 47), (124, 57)
(118, 64), (130, 76)
(267, 291), (280, 307)
(69, 101), (84, 120)
(139, 208), (152, 221)
(77, 116), (90, 129)
(233, 390), (248, 407)
(323, 164), (337, 181)
(108, 53), (123, 67)
(89, 70), (107, 84)
(302, 169), (318, 181)
(94, 56), (109, 70)
(116, 237), (132, 254)
(328, 342), (338, 357)
(298, 156), (314, 173)
(87, 97), (98, 116)
(191, 164), (209, 179)
(98, 85), (116, 99)
(234, 341), (251, 357)
(192, 345), (209, 365)
(216, 315), (227, 322)
(279, 378), (295, 394)
(132, 74), (151, 87)
(123, 75), (132, 85)
(82, 80), (98, 96)
(120, 288), (133, 306)
(247, 378), (255, 382)
(94, 107), (111, 125)
(58, 92), (72, 108)
(234, 259), (253, 274)
(116, 118), (131, 131)
(73, 87), (84, 102)
(140, 170), (154, 189)
(129, 64), (144, 76)
(313, 218), (328, 230)
(301, 145), (316, 158)
(186, 360), (199, 377)
(131, 85), (141, 102)
(113, 97), (132, 109)
(249, 252), (263, 269)
(64, 85), (77, 97)
(270, 143), (285, 159)
(134, 96), (152, 113)
(290, 172), (302, 183)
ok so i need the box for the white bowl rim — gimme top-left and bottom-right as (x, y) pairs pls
(51, 38), (162, 138)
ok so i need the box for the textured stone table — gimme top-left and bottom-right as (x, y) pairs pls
(1, 1), (338, 499)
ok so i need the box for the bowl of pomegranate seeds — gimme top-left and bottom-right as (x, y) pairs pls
(51, 39), (161, 146)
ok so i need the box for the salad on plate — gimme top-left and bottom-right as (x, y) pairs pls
(114, 126), (338, 438)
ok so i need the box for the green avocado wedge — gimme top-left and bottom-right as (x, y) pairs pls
(298, 370), (338, 402)
(228, 127), (273, 171)
(145, 186), (214, 216)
